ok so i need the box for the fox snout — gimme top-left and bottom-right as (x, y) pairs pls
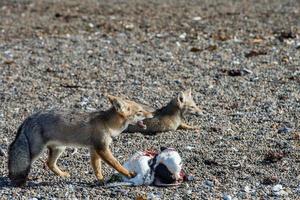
(187, 106), (202, 116)
(193, 107), (202, 116)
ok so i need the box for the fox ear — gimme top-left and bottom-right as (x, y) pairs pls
(111, 98), (127, 113)
(177, 92), (185, 104)
(106, 94), (127, 113)
(106, 94), (117, 103)
(185, 88), (192, 96)
(183, 88), (192, 97)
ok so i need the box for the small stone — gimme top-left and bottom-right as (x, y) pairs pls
(242, 68), (253, 74)
(147, 192), (160, 200)
(279, 190), (288, 196)
(187, 175), (195, 181)
(71, 148), (78, 155)
(278, 126), (293, 133)
(205, 44), (217, 51)
(156, 33), (164, 38)
(88, 23), (94, 28)
(245, 50), (267, 58)
(272, 184), (287, 196)
(277, 30), (296, 42)
(185, 146), (195, 150)
(192, 16), (202, 21)
(190, 47), (201, 52)
(204, 180), (214, 188)
(4, 50), (13, 58)
(244, 185), (251, 193)
(251, 38), (264, 44)
(174, 80), (181, 84)
(4, 60), (14, 64)
(125, 24), (134, 30)
(185, 190), (192, 195)
(179, 33), (187, 39)
(264, 151), (285, 163)
(232, 60), (240, 65)
(224, 69), (252, 77)
(223, 194), (232, 200)
(272, 184), (283, 192)
(136, 194), (147, 200)
(262, 176), (279, 185)
(87, 50), (93, 55)
(0, 147), (5, 156)
(80, 97), (89, 106)
(293, 132), (300, 140)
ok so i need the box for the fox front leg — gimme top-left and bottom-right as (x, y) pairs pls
(178, 122), (199, 130)
(97, 148), (136, 178)
(90, 149), (104, 183)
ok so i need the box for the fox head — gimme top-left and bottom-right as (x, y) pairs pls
(176, 89), (202, 116)
(107, 95), (153, 129)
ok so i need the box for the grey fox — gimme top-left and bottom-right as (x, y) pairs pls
(125, 89), (201, 134)
(8, 95), (153, 186)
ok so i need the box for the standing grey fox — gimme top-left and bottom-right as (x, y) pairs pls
(125, 89), (201, 134)
(8, 95), (153, 186)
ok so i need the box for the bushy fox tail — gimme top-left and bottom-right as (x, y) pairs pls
(8, 124), (31, 186)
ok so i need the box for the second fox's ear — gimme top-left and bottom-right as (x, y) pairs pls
(177, 91), (185, 104)
(185, 88), (192, 97)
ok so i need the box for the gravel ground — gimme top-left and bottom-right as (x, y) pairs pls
(0, 0), (300, 199)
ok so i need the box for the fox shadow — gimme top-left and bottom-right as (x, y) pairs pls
(0, 176), (101, 189)
(0, 176), (10, 188)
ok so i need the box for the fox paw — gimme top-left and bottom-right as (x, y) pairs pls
(97, 179), (105, 186)
(128, 171), (137, 178)
(60, 172), (71, 177)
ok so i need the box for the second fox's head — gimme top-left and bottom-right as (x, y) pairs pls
(176, 89), (202, 116)
(107, 95), (153, 129)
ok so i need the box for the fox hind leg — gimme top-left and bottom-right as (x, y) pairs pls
(47, 146), (70, 177)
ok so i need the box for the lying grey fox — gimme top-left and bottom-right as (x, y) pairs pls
(125, 89), (201, 134)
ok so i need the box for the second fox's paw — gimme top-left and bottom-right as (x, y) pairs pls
(192, 126), (201, 131)
(188, 126), (199, 130)
(60, 172), (71, 177)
